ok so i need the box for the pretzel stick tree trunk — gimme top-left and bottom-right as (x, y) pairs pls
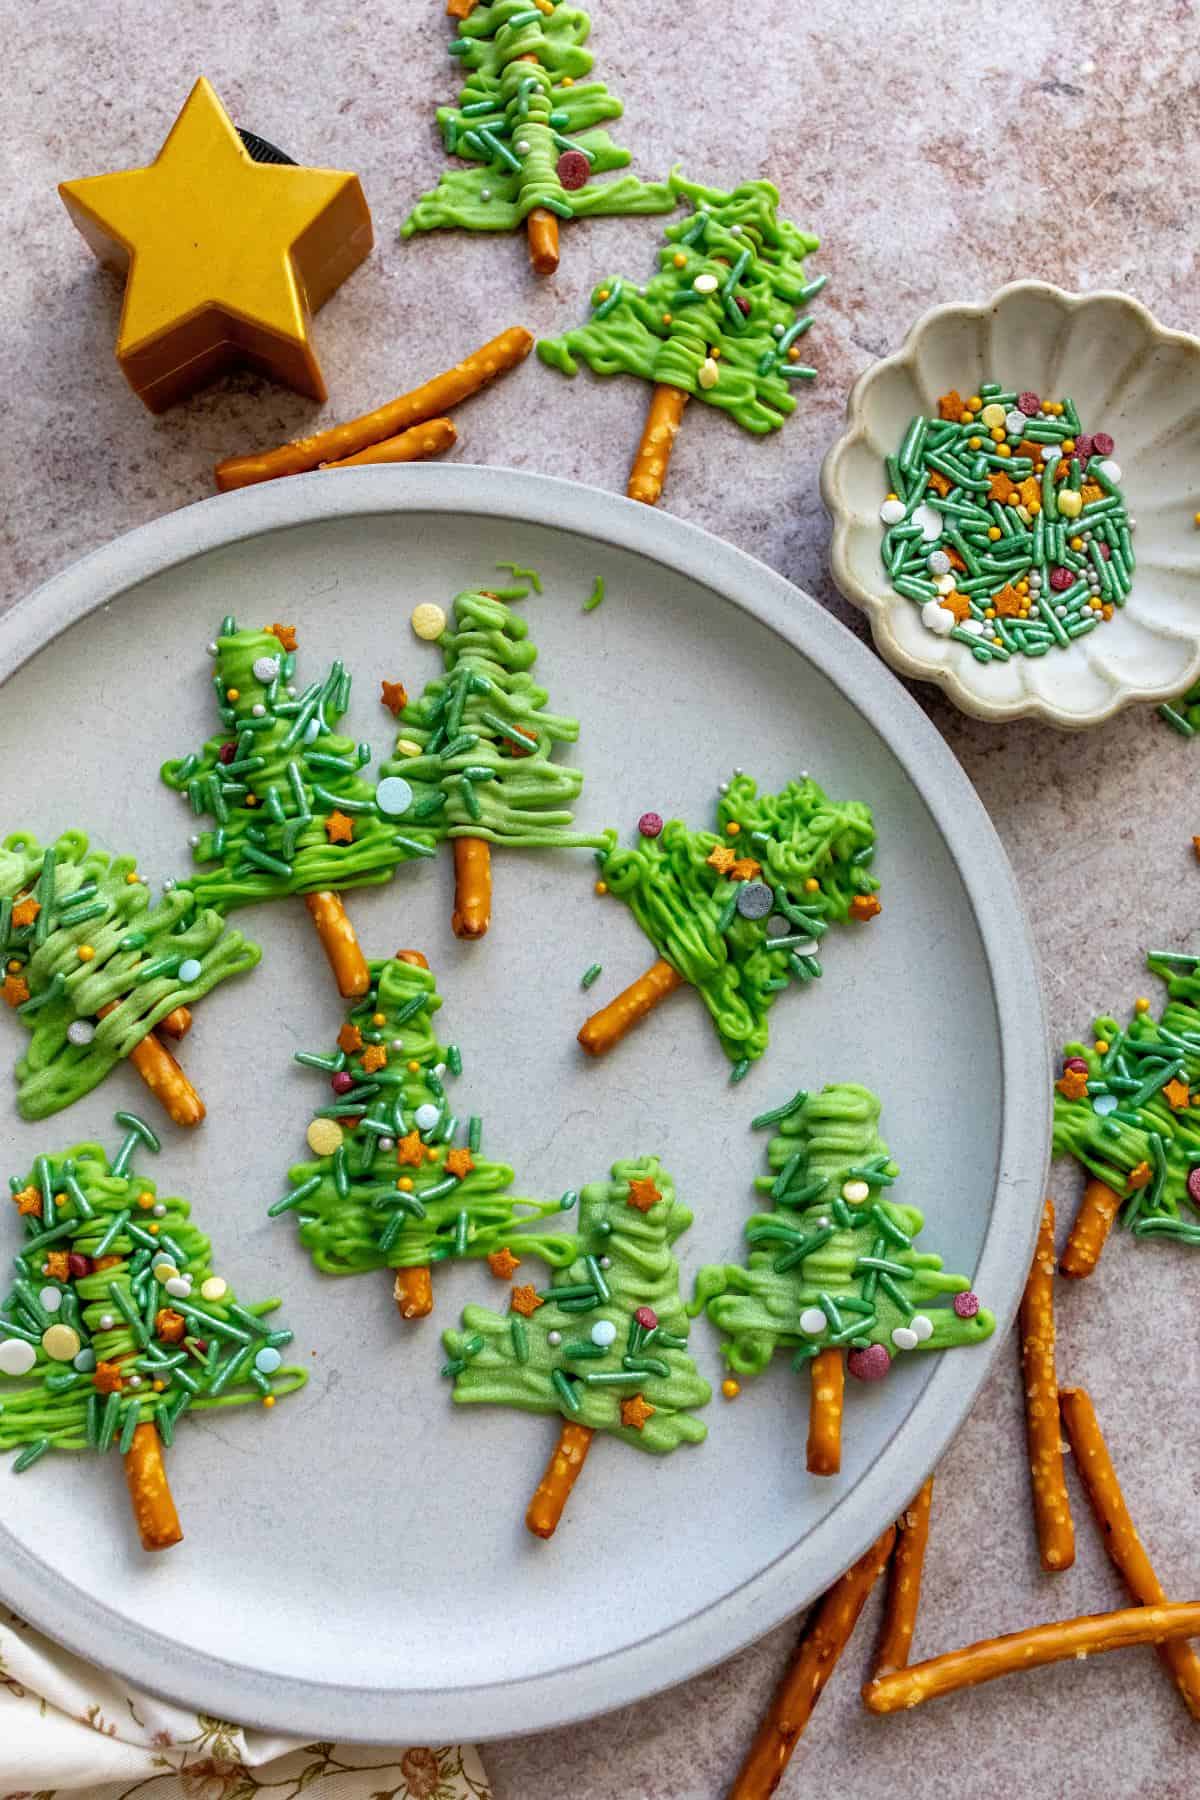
(97, 1002), (205, 1129)
(730, 1525), (896, 1799)
(527, 208), (560, 277)
(807, 1347), (843, 1477)
(124, 1421), (184, 1552)
(628, 385), (688, 507)
(874, 1475), (935, 1678)
(157, 1005), (192, 1039)
(304, 891), (369, 998)
(526, 1421), (595, 1539)
(1060, 1385), (1200, 1720)
(1019, 1198), (1074, 1571)
(451, 838), (492, 941)
(862, 1601), (1200, 1715)
(1060, 1178), (1122, 1278)
(578, 959), (684, 1056)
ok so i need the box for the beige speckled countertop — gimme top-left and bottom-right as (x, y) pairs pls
(4, 3), (1200, 1795)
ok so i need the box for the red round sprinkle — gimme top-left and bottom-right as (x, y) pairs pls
(331, 1071), (354, 1095)
(953, 1290), (981, 1319)
(1074, 434), (1094, 462)
(1099, 542), (1111, 559)
(847, 1343), (891, 1381)
(556, 150), (590, 191)
(67, 1253), (93, 1280)
(638, 812), (664, 838)
(1063, 1056), (1089, 1073)
(734, 294), (751, 315)
(635, 1306), (659, 1329)
(218, 742), (236, 764)
(1188, 1168), (1200, 1208)
(1018, 391), (1040, 416)
(1092, 431), (1114, 457)
(1049, 566), (1073, 591)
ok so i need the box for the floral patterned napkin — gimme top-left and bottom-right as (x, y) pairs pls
(1, 1609), (491, 1800)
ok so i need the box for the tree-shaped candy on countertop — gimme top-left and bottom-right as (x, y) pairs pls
(692, 1084), (994, 1475)
(0, 1112), (306, 1551)
(538, 169), (826, 504)
(442, 1154), (709, 1538)
(1, 830), (259, 1124)
(579, 772), (880, 1079)
(272, 950), (576, 1319)
(378, 580), (608, 939)
(1052, 949), (1200, 1276)
(403, 0), (674, 276)
(161, 619), (437, 997)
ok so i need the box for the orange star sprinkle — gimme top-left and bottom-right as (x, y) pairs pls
(488, 1246), (521, 1279)
(509, 1284), (544, 1316)
(43, 1251), (69, 1281)
(380, 679), (408, 715)
(3, 972), (30, 1008)
(987, 470), (1017, 505)
(266, 623), (298, 651)
(945, 547), (967, 573)
(993, 583), (1023, 618)
(11, 898), (40, 928)
(11, 1185), (41, 1217)
(939, 590), (971, 623)
(926, 469), (951, 497)
(707, 846), (736, 875)
(1164, 1078), (1191, 1111)
(938, 390), (965, 422)
(1126, 1160), (1153, 1191)
(729, 857), (762, 882)
(325, 811), (354, 845)
(620, 1393), (656, 1431)
(93, 1361), (125, 1394)
(1055, 1069), (1089, 1102)
(337, 1023), (363, 1054)
(849, 894), (882, 922)
(360, 1044), (388, 1075)
(1017, 476), (1042, 511)
(446, 1147), (475, 1179)
(1080, 482), (1103, 505)
(396, 1131), (429, 1168)
(505, 725), (538, 758)
(155, 1308), (186, 1344)
(626, 1175), (662, 1213)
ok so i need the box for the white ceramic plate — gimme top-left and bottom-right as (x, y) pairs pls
(0, 468), (1048, 1742)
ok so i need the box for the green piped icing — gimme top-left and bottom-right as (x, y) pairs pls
(538, 169), (825, 434)
(0, 1118), (305, 1469)
(596, 772), (879, 1066)
(276, 955), (576, 1275)
(161, 622), (436, 911)
(1053, 949), (1200, 1246)
(402, 0), (674, 241)
(443, 1156), (710, 1454)
(693, 1084), (994, 1375)
(381, 585), (610, 850)
(0, 831), (259, 1120)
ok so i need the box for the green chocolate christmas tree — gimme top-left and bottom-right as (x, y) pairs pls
(272, 951), (576, 1320)
(0, 829), (259, 1124)
(692, 1084), (994, 1475)
(1052, 949), (1200, 1270)
(442, 1154), (709, 1537)
(379, 580), (608, 939)
(0, 1112), (306, 1551)
(402, 0), (674, 275)
(538, 169), (825, 504)
(579, 772), (880, 1078)
(161, 619), (437, 998)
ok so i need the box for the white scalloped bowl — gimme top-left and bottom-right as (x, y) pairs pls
(821, 282), (1200, 728)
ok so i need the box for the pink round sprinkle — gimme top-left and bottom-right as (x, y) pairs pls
(634, 1306), (659, 1329)
(1092, 431), (1114, 457)
(331, 1072), (354, 1095)
(556, 150), (590, 191)
(1063, 1056), (1089, 1074)
(954, 1291), (981, 1319)
(1018, 391), (1040, 416)
(847, 1343), (891, 1381)
(1099, 542), (1111, 559)
(218, 742), (236, 764)
(1049, 566), (1073, 591)
(638, 812), (664, 838)
(1074, 434), (1094, 462)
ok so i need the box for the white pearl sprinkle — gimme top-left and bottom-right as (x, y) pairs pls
(252, 703), (266, 718)
(730, 224), (742, 235)
(189, 834), (200, 847)
(414, 1102), (440, 1133)
(480, 188), (491, 201)
(66, 1020), (95, 1047)
(912, 503), (943, 540)
(599, 1255), (612, 1268)
(1096, 458), (1121, 482)
(880, 498), (906, 526)
(516, 139), (530, 154)
(206, 642), (218, 656)
(547, 1330), (562, 1347)
(153, 1203), (166, 1218)
(921, 600), (956, 638)
(40, 1287), (62, 1313)
(911, 1313), (934, 1342)
(98, 1314), (115, 1331)
(162, 879), (175, 891)
(127, 1374), (142, 1389)
(799, 1307), (827, 1336)
(892, 1325), (919, 1351)
(772, 322), (784, 337)
(935, 573), (956, 596)
(378, 1136), (395, 1153)
(842, 1180), (870, 1204)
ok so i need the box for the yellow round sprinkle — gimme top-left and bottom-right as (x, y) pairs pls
(661, 312), (672, 325)
(394, 738), (422, 758)
(226, 688), (239, 702)
(996, 443), (1011, 457)
(1194, 512), (1200, 526)
(726, 822), (741, 836)
(1062, 438), (1076, 453)
(984, 607), (996, 619)
(596, 288), (610, 301)
(42, 1324), (81, 1363)
(1028, 498), (1041, 514)
(201, 1277), (228, 1301)
(722, 1379), (740, 1399)
(77, 945), (95, 962)
(372, 1012), (386, 1027)
(595, 880), (608, 895)
(306, 1117), (344, 1157)
(398, 1176), (414, 1191)
(981, 402), (1006, 429)
(153, 1380), (166, 1392)
(1070, 536), (1084, 552)
(1135, 997), (1151, 1013)
(136, 1192), (155, 1210)
(1095, 1039), (1109, 1054)
(959, 412), (973, 425)
(407, 1059), (420, 1073)
(966, 395), (983, 411)
(411, 603), (447, 641)
(1057, 489), (1083, 519)
(672, 252), (686, 268)
(263, 1394), (276, 1408)
(804, 878), (820, 893)
(968, 436), (982, 450)
(125, 871), (140, 884)
(988, 526), (1002, 540)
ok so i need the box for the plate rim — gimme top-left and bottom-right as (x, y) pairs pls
(0, 465), (1050, 1743)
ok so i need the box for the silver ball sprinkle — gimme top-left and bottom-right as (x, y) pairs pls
(189, 834), (200, 847)
(378, 1136), (395, 1153)
(480, 187), (491, 201)
(547, 1330), (562, 1346)
(516, 139), (530, 154)
(153, 1203), (166, 1218)
(599, 1255), (612, 1269)
(252, 703), (267, 718)
(390, 1039), (405, 1052)
(206, 642), (219, 656)
(718, 781), (729, 794)
(286, 685), (296, 697)
(127, 1375), (142, 1390)
(162, 878), (175, 892)
(772, 322), (785, 337)
(98, 1314), (115, 1331)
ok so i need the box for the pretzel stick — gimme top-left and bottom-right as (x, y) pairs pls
(395, 950), (430, 969)
(451, 838), (492, 940)
(158, 1005), (192, 1040)
(322, 418), (456, 469)
(807, 1348), (843, 1476)
(394, 1265), (433, 1320)
(527, 208), (560, 276)
(1020, 1198), (1074, 1571)
(578, 958), (684, 1056)
(1060, 1178), (1122, 1279)
(628, 384), (689, 506)
(214, 328), (535, 490)
(123, 1421), (183, 1552)
(863, 1601), (1200, 1715)
(874, 1476), (935, 1678)
(1060, 1385), (1200, 1720)
(526, 1420), (595, 1539)
(97, 1003), (205, 1128)
(303, 892), (369, 998)
(446, 0), (479, 15)
(729, 1525), (896, 1799)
